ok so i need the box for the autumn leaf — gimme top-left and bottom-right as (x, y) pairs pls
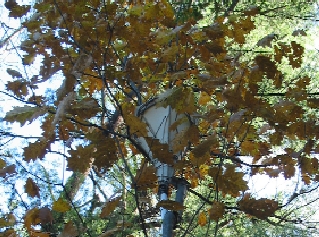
(66, 97), (100, 119)
(9, 4), (31, 18)
(238, 197), (278, 220)
(38, 207), (52, 225)
(100, 197), (121, 218)
(124, 114), (149, 137)
(0, 164), (16, 178)
(156, 87), (197, 114)
(144, 138), (175, 165)
(134, 164), (157, 190)
(4, 106), (47, 126)
(52, 198), (71, 212)
(0, 159), (6, 169)
(209, 201), (225, 221)
(23, 139), (50, 162)
(68, 145), (94, 174)
(24, 208), (40, 232)
(199, 164), (209, 177)
(25, 178), (40, 198)
(198, 91), (211, 105)
(212, 165), (248, 197)
(57, 221), (78, 237)
(156, 200), (184, 211)
(198, 211), (207, 226)
(192, 134), (217, 164)
(6, 68), (23, 79)
(0, 214), (15, 228)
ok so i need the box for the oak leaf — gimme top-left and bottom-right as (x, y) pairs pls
(156, 200), (184, 211)
(6, 68), (23, 79)
(212, 165), (248, 197)
(4, 106), (47, 126)
(6, 79), (28, 97)
(57, 221), (78, 237)
(144, 138), (174, 165)
(198, 211), (207, 226)
(52, 198), (71, 212)
(134, 164), (157, 190)
(68, 145), (94, 173)
(24, 208), (40, 232)
(192, 134), (217, 164)
(100, 197), (121, 218)
(238, 197), (278, 220)
(0, 159), (6, 169)
(124, 114), (149, 137)
(25, 178), (40, 198)
(38, 207), (52, 225)
(209, 201), (225, 221)
(23, 139), (50, 162)
(0, 164), (16, 178)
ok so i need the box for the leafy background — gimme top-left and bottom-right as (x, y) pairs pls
(1, 0), (319, 237)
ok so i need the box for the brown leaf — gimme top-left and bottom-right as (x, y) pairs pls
(144, 138), (174, 165)
(192, 134), (217, 161)
(24, 208), (40, 232)
(212, 165), (248, 197)
(4, 106), (47, 126)
(238, 197), (278, 219)
(23, 139), (50, 162)
(100, 197), (121, 218)
(57, 221), (78, 237)
(156, 200), (184, 211)
(292, 29), (307, 36)
(25, 178), (40, 198)
(38, 207), (53, 225)
(257, 34), (277, 47)
(134, 165), (157, 190)
(0, 164), (16, 178)
(124, 114), (149, 137)
(209, 201), (225, 221)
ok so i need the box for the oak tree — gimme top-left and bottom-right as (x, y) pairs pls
(1, 1), (319, 237)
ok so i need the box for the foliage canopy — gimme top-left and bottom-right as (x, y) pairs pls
(1, 0), (319, 236)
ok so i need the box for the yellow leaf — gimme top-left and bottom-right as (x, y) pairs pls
(0, 159), (6, 169)
(198, 211), (207, 226)
(199, 164), (209, 177)
(128, 5), (144, 16)
(198, 91), (211, 105)
(52, 198), (71, 212)
(0, 218), (8, 228)
(22, 54), (35, 65)
(25, 177), (40, 198)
